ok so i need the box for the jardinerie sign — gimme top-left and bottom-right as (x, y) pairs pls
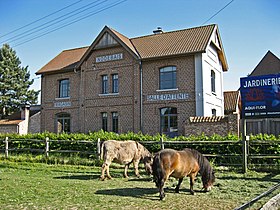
(95, 53), (123, 63)
(240, 74), (280, 118)
(147, 93), (189, 101)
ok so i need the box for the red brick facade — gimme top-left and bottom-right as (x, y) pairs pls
(37, 25), (228, 136)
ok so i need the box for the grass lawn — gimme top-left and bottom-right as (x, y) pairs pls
(0, 161), (279, 210)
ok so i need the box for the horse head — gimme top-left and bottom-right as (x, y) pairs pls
(143, 155), (153, 175)
(202, 170), (215, 192)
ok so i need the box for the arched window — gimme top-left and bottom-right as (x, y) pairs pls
(211, 70), (216, 93)
(159, 66), (177, 90)
(212, 109), (217, 116)
(56, 113), (70, 133)
(160, 107), (178, 137)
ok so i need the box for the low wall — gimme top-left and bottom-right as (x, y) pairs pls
(0, 125), (18, 134)
(184, 113), (240, 136)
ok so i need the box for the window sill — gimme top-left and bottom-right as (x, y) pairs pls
(156, 88), (178, 92)
(55, 97), (70, 100)
(99, 93), (119, 96)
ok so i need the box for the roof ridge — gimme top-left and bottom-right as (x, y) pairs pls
(131, 24), (216, 40)
(62, 46), (89, 52)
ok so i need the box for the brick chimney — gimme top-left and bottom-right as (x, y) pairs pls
(20, 105), (30, 120)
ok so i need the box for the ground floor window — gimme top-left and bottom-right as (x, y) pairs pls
(112, 112), (118, 133)
(160, 107), (178, 137)
(56, 113), (70, 133)
(101, 112), (108, 131)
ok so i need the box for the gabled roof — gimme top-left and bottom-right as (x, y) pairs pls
(36, 47), (88, 75)
(131, 24), (228, 71)
(224, 91), (240, 114)
(132, 25), (213, 58)
(249, 51), (280, 76)
(37, 24), (228, 74)
(77, 26), (139, 67)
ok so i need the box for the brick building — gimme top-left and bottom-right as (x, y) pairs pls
(36, 24), (228, 137)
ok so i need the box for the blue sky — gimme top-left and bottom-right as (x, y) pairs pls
(1, 0), (280, 102)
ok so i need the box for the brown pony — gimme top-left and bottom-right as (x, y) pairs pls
(152, 148), (215, 200)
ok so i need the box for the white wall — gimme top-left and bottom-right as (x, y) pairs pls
(195, 29), (224, 117)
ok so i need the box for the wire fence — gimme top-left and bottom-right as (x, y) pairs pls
(1, 137), (279, 171)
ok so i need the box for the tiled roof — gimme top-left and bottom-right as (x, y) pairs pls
(37, 24), (228, 74)
(190, 116), (227, 123)
(131, 24), (215, 59)
(224, 91), (239, 112)
(0, 119), (23, 125)
(36, 46), (89, 75)
(110, 27), (139, 57)
(249, 51), (280, 76)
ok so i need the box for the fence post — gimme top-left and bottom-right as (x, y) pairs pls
(241, 119), (248, 173)
(160, 136), (164, 150)
(97, 138), (101, 160)
(45, 137), (49, 158)
(242, 136), (249, 173)
(5, 137), (8, 158)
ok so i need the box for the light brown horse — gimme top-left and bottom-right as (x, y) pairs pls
(100, 140), (153, 181)
(152, 148), (215, 200)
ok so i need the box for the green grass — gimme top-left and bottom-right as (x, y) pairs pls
(0, 161), (279, 210)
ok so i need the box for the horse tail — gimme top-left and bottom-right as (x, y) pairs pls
(152, 152), (165, 188)
(189, 149), (215, 188)
(100, 141), (105, 160)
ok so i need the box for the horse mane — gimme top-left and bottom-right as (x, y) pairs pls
(152, 152), (165, 187)
(186, 148), (215, 187)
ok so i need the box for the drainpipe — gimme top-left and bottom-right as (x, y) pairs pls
(139, 60), (143, 132)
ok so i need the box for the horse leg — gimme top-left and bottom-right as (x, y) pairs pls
(189, 173), (196, 195)
(159, 179), (165, 200)
(133, 160), (141, 178)
(100, 163), (106, 181)
(105, 161), (112, 179)
(124, 163), (129, 178)
(175, 178), (184, 193)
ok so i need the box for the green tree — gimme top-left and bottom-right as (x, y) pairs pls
(0, 44), (40, 117)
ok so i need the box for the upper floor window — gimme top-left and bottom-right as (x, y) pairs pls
(101, 75), (108, 94)
(101, 112), (108, 131)
(112, 74), (119, 93)
(59, 79), (69, 98)
(56, 113), (70, 133)
(159, 66), (177, 90)
(211, 70), (216, 93)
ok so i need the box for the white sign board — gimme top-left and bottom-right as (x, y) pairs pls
(147, 93), (189, 101)
(54, 101), (71, 108)
(96, 53), (123, 63)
